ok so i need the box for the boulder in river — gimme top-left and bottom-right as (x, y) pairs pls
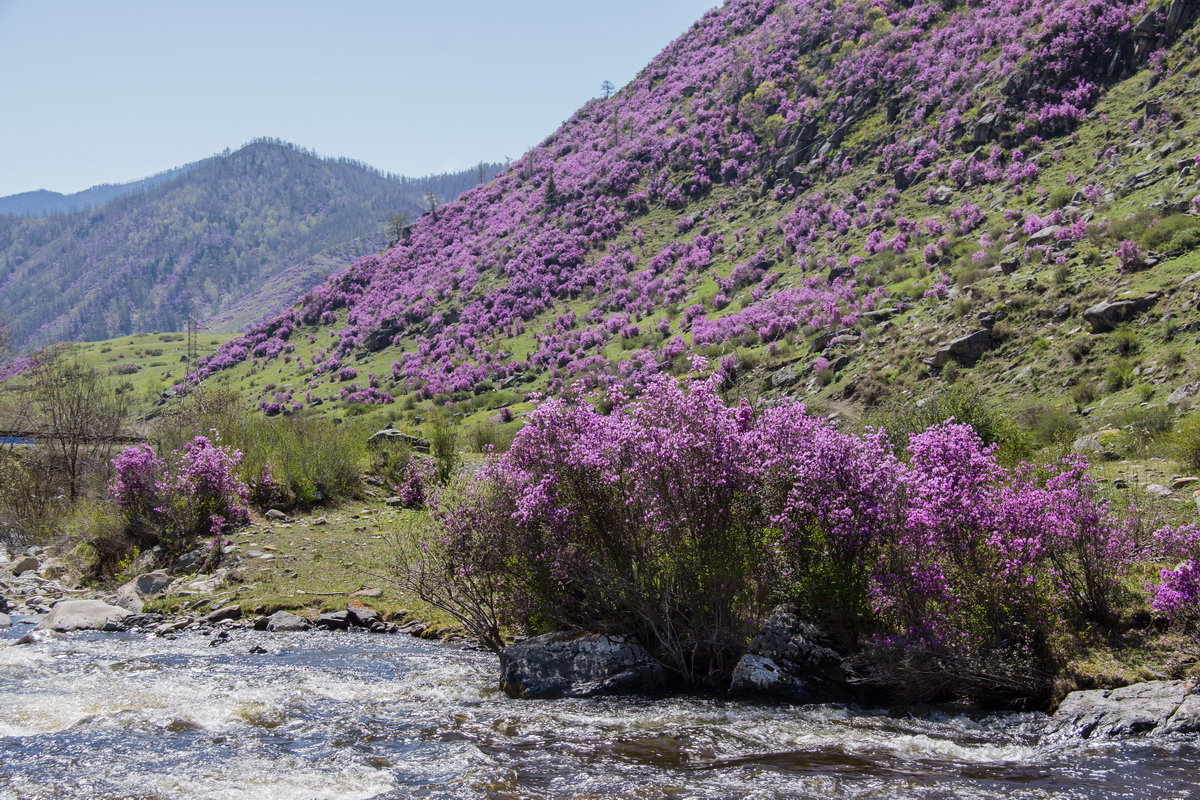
(499, 631), (665, 700)
(315, 610), (351, 630)
(34, 600), (130, 632)
(265, 610), (311, 632)
(0, 613), (10, 628)
(728, 604), (855, 703)
(346, 600), (380, 627)
(1044, 680), (1200, 742)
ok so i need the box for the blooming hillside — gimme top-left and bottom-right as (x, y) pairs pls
(191, 0), (1200, 419)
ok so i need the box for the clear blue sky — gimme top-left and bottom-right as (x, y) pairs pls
(0, 0), (718, 196)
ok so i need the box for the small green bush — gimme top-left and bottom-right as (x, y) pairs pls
(1139, 213), (1200, 252)
(1170, 411), (1200, 472)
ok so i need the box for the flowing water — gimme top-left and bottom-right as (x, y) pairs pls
(1, 620), (1197, 800)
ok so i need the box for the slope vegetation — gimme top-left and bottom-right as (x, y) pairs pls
(188, 1), (1200, 433)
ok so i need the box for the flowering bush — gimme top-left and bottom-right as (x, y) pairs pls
(410, 374), (1136, 701)
(110, 436), (250, 556)
(1115, 239), (1144, 271)
(1149, 525), (1200, 625)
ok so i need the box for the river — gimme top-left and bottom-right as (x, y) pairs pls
(0, 620), (1197, 799)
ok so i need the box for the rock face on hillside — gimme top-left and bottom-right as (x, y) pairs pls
(728, 605), (855, 703)
(499, 632), (665, 699)
(1044, 680), (1200, 742)
(1082, 295), (1159, 332)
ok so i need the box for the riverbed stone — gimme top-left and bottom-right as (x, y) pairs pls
(346, 600), (380, 627)
(315, 610), (351, 630)
(203, 605), (243, 624)
(265, 610), (311, 632)
(728, 604), (854, 703)
(0, 613), (10, 628)
(499, 631), (665, 700)
(1044, 680), (1200, 742)
(9, 556), (39, 576)
(34, 599), (131, 632)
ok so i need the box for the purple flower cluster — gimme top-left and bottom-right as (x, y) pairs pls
(110, 436), (250, 550)
(430, 373), (1136, 679)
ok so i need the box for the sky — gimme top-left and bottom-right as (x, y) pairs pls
(0, 0), (718, 197)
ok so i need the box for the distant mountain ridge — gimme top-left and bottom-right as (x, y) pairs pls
(0, 164), (198, 216)
(0, 140), (503, 348)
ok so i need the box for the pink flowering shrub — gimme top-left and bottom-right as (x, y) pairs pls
(1149, 525), (1200, 625)
(1115, 239), (1144, 271)
(110, 436), (250, 556)
(415, 375), (1135, 700)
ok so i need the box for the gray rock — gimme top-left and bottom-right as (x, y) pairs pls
(9, 556), (39, 576)
(384, 496), (404, 507)
(1082, 295), (1159, 333)
(1167, 382), (1200, 410)
(265, 509), (288, 521)
(500, 631), (665, 699)
(0, 613), (10, 628)
(203, 605), (242, 624)
(928, 329), (996, 368)
(265, 610), (310, 632)
(1044, 680), (1200, 742)
(346, 601), (380, 628)
(34, 600), (130, 632)
(132, 572), (173, 596)
(770, 366), (799, 389)
(729, 605), (853, 703)
(112, 585), (145, 613)
(315, 610), (351, 630)
(1072, 430), (1121, 459)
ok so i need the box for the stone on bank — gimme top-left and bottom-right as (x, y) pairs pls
(499, 632), (665, 699)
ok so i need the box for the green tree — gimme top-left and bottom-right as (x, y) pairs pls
(385, 211), (410, 242)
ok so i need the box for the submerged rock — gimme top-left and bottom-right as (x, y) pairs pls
(1044, 680), (1200, 742)
(34, 600), (130, 632)
(499, 632), (665, 699)
(728, 605), (855, 703)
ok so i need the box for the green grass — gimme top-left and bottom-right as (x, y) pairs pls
(144, 502), (460, 634)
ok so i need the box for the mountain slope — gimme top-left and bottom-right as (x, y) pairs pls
(0, 141), (503, 348)
(190, 0), (1200, 428)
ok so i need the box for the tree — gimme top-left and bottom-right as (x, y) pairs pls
(385, 211), (410, 243)
(26, 354), (129, 501)
(601, 79), (615, 99)
(424, 190), (438, 215)
(543, 172), (561, 208)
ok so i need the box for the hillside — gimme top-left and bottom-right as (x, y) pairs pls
(0, 141), (503, 348)
(179, 1), (1199, 438)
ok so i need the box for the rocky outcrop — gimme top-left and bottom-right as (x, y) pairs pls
(499, 632), (665, 699)
(728, 605), (855, 703)
(1082, 295), (1159, 332)
(1044, 680), (1200, 742)
(34, 599), (130, 632)
(927, 329), (997, 368)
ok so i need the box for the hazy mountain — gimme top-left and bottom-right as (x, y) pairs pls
(0, 140), (502, 348)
